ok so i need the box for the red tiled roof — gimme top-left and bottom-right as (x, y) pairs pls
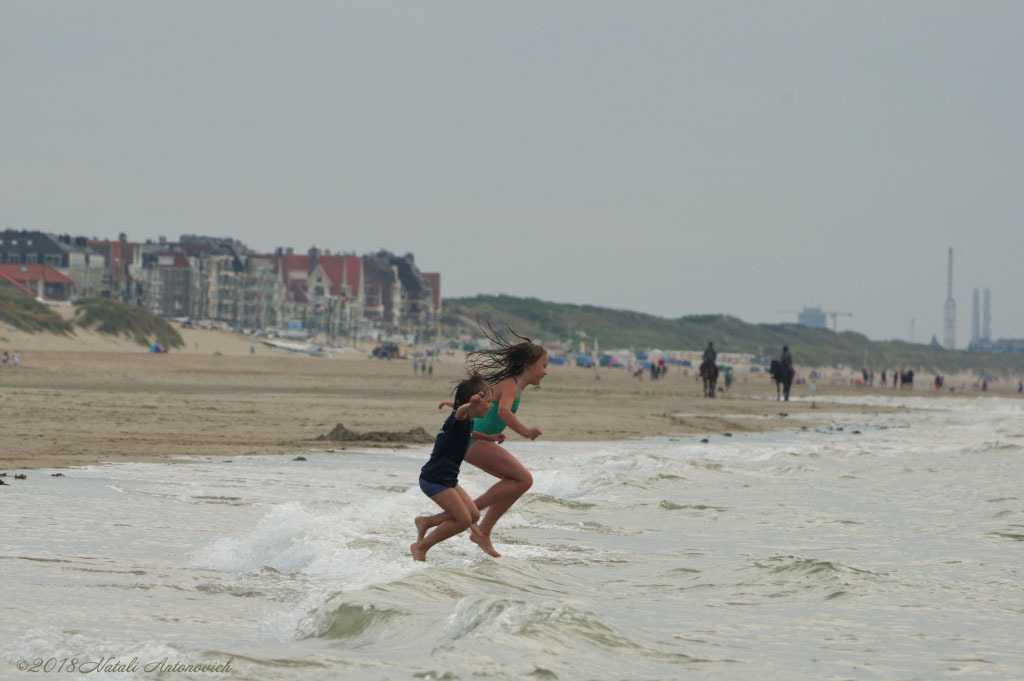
(0, 264), (76, 284)
(344, 256), (362, 298)
(0, 271), (38, 296)
(316, 255), (345, 296)
(282, 255), (312, 272)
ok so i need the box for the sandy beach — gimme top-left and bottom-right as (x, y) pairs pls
(0, 321), (991, 471)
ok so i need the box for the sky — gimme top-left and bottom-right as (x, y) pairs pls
(2, 1), (1022, 346)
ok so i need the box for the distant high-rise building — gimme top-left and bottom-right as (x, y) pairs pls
(942, 247), (956, 350)
(982, 288), (991, 341)
(797, 306), (827, 329)
(971, 288), (980, 344)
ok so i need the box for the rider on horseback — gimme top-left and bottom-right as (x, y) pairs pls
(703, 342), (717, 365)
(700, 343), (718, 397)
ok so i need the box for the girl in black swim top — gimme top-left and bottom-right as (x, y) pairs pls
(411, 373), (505, 561)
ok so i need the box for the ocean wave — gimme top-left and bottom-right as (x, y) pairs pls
(659, 501), (729, 513)
(442, 596), (639, 651)
(315, 602), (407, 641)
(739, 554), (890, 601)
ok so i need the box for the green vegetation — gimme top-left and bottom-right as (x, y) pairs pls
(444, 294), (1024, 377)
(0, 288), (73, 334)
(73, 298), (184, 348)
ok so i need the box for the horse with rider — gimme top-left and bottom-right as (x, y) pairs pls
(769, 345), (795, 401)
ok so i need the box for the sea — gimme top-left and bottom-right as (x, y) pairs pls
(2, 393), (1022, 681)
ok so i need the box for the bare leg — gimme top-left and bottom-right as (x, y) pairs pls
(465, 441), (533, 537)
(416, 441), (532, 556)
(410, 487), (473, 561)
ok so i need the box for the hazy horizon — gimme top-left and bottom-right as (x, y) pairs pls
(3, 2), (1021, 346)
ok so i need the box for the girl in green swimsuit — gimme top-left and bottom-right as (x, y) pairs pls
(416, 329), (548, 558)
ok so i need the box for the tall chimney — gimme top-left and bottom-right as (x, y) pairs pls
(982, 288), (991, 341)
(942, 247), (956, 350)
(971, 288), (980, 344)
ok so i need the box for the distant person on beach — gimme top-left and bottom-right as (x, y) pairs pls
(410, 373), (500, 562)
(777, 345), (794, 401)
(12, 351), (19, 366)
(1, 351), (7, 365)
(417, 327), (547, 558)
(703, 342), (717, 365)
(1018, 380), (1022, 394)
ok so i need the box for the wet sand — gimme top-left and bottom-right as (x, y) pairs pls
(0, 323), (917, 470)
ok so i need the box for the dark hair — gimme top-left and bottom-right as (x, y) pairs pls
(451, 372), (490, 409)
(467, 323), (546, 385)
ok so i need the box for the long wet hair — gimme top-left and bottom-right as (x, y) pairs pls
(451, 372), (490, 409)
(467, 323), (546, 385)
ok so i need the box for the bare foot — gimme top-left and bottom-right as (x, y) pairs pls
(410, 542), (427, 561)
(414, 516), (429, 542)
(470, 532), (501, 558)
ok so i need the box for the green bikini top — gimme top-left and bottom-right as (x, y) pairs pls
(473, 378), (521, 435)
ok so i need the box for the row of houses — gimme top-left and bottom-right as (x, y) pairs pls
(0, 230), (441, 338)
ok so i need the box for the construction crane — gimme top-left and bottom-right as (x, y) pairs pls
(826, 311), (853, 332)
(777, 307), (853, 332)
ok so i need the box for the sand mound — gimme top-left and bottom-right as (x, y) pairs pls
(316, 423), (434, 444)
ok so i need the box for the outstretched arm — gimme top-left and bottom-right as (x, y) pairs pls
(454, 392), (486, 421)
(438, 399), (455, 410)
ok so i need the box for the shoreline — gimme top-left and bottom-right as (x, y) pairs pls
(1, 326), (1017, 471)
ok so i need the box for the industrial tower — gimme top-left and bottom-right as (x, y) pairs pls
(972, 288), (980, 344)
(982, 288), (991, 341)
(943, 247), (956, 350)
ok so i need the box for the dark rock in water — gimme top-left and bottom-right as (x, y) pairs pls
(51, 473), (65, 477)
(317, 423), (434, 444)
(852, 430), (861, 435)
(701, 438), (710, 443)
(0, 479), (7, 485)
(14, 474), (27, 480)
(723, 432), (733, 437)
(293, 456), (307, 462)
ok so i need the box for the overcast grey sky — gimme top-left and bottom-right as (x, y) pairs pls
(2, 1), (1021, 345)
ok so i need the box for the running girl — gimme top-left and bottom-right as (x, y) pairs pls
(417, 328), (547, 557)
(410, 373), (505, 561)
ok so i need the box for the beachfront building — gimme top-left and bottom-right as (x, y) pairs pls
(0, 229), (68, 267)
(55, 235), (106, 298)
(0, 230), (107, 299)
(0, 264), (77, 300)
(306, 253), (364, 338)
(239, 254), (286, 330)
(361, 250), (440, 338)
(136, 251), (200, 318)
(2, 228), (442, 337)
(89, 236), (144, 303)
